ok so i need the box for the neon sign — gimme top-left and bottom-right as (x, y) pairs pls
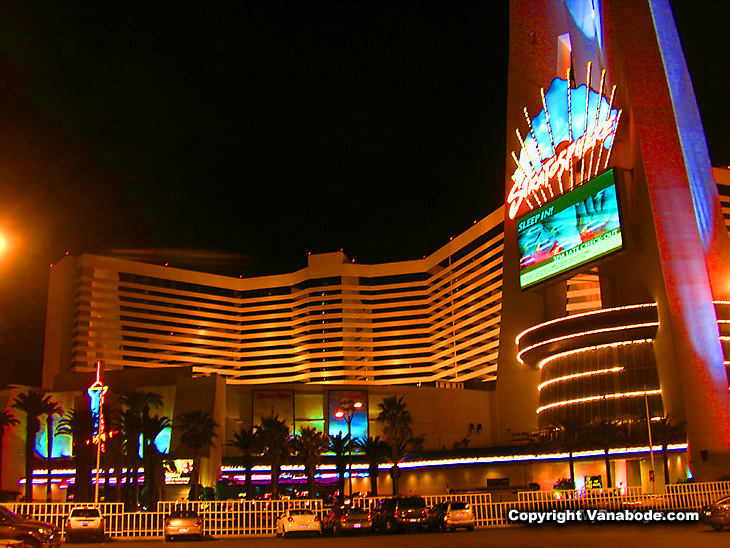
(87, 361), (108, 451)
(508, 63), (621, 220)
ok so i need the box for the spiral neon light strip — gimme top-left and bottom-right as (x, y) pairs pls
(517, 322), (659, 365)
(538, 339), (654, 370)
(515, 303), (657, 346)
(537, 366), (625, 391)
(536, 389), (662, 414)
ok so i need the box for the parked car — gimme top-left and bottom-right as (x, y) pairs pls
(372, 496), (429, 533)
(0, 540), (28, 548)
(700, 495), (730, 531)
(323, 506), (372, 535)
(428, 501), (475, 531)
(0, 507), (60, 548)
(275, 509), (321, 538)
(164, 509), (203, 541)
(65, 507), (105, 543)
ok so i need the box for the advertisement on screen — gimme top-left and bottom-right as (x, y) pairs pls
(517, 169), (622, 289)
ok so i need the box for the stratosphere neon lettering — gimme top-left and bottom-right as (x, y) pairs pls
(509, 113), (619, 219)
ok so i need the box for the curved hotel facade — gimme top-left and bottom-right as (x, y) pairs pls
(44, 207), (504, 388)
(31, 0), (730, 497)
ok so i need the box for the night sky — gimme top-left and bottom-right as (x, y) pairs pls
(0, 1), (727, 387)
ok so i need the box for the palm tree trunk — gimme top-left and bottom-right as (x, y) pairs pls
(307, 465), (315, 499)
(245, 464), (253, 500)
(272, 462), (280, 500)
(191, 450), (201, 501)
(662, 445), (670, 486)
(114, 458), (123, 503)
(24, 423), (36, 501)
(391, 464), (401, 495)
(568, 452), (576, 488)
(369, 464), (379, 497)
(604, 450), (612, 488)
(0, 432), (5, 490)
(46, 417), (54, 502)
(336, 462), (345, 504)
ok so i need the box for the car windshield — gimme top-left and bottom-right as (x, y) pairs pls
(399, 498), (426, 509)
(450, 502), (469, 510)
(290, 509), (314, 516)
(346, 508), (368, 515)
(71, 509), (101, 518)
(0, 507), (19, 522)
(0, 507), (16, 518)
(169, 511), (199, 519)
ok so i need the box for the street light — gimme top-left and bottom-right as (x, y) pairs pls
(334, 398), (363, 502)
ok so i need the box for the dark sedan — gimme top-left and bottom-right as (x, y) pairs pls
(324, 507), (373, 535)
(701, 495), (730, 531)
(0, 507), (60, 548)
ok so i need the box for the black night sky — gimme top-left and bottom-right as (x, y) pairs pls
(0, 1), (727, 387)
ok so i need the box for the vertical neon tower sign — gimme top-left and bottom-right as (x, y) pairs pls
(87, 360), (107, 503)
(508, 63), (622, 220)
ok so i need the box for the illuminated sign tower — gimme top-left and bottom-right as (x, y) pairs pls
(497, 0), (730, 481)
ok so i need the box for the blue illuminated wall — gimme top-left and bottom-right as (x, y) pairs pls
(328, 390), (368, 450)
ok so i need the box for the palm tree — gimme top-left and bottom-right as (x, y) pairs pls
(0, 409), (20, 491)
(141, 414), (171, 509)
(552, 415), (585, 489)
(254, 415), (290, 500)
(376, 396), (423, 495)
(55, 407), (95, 502)
(118, 390), (163, 509)
(117, 407), (143, 508)
(103, 406), (126, 503)
(176, 409), (218, 501)
(376, 396), (413, 443)
(12, 390), (56, 501)
(291, 426), (328, 499)
(584, 419), (623, 488)
(329, 432), (349, 505)
(356, 436), (388, 497)
(383, 434), (425, 496)
(40, 398), (63, 502)
(650, 417), (686, 485)
(227, 427), (259, 500)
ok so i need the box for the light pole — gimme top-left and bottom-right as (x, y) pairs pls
(335, 398), (363, 502)
(87, 361), (108, 504)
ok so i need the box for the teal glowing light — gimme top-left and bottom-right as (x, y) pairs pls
(517, 78), (617, 175)
(35, 426), (72, 458)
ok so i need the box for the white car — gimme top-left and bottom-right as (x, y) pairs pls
(65, 507), (105, 543)
(276, 509), (321, 538)
(433, 501), (476, 531)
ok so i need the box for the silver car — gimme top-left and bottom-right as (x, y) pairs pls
(65, 507), (105, 543)
(164, 510), (203, 541)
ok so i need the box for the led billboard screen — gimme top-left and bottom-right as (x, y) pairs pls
(517, 169), (622, 289)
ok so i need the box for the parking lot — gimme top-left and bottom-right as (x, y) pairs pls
(59, 523), (729, 548)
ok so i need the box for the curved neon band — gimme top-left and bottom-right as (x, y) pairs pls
(538, 367), (624, 391)
(517, 323), (659, 365)
(515, 303), (657, 345)
(536, 389), (662, 414)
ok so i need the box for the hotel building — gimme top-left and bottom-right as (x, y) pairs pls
(20, 0), (730, 497)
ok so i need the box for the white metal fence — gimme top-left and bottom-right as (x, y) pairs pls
(3, 481), (729, 538)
